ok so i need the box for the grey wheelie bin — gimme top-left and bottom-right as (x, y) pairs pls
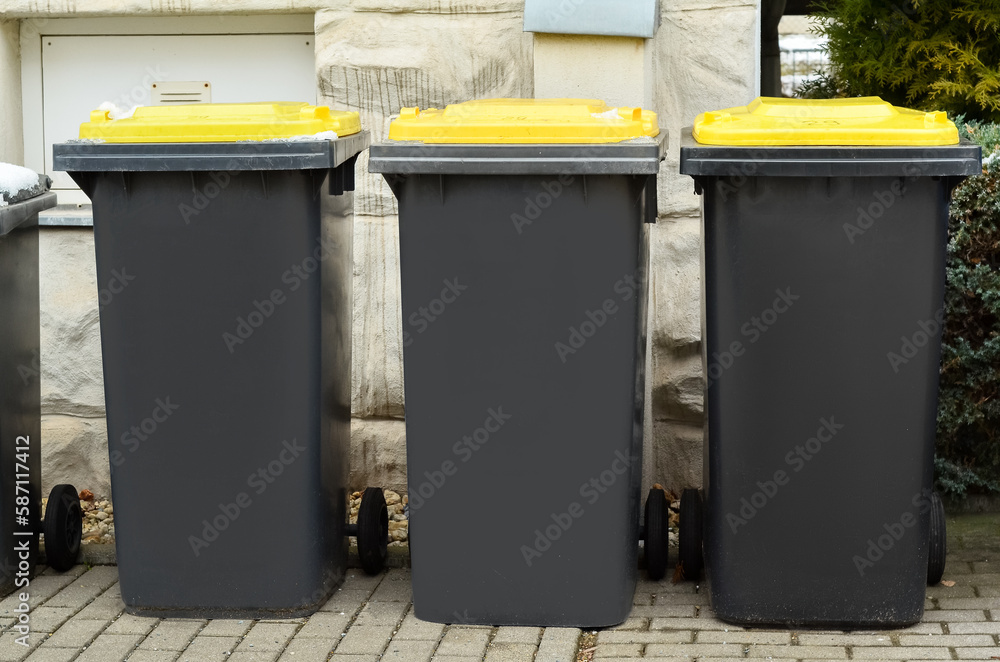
(369, 99), (667, 627)
(52, 103), (388, 618)
(0, 167), (82, 600)
(678, 97), (982, 628)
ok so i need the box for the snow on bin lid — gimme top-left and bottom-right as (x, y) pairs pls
(692, 97), (959, 146)
(387, 98), (659, 144)
(78, 102), (361, 143)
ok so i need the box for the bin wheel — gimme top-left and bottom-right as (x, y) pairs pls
(643, 488), (670, 581)
(357, 487), (388, 576)
(678, 488), (703, 581)
(927, 491), (947, 585)
(43, 485), (82, 572)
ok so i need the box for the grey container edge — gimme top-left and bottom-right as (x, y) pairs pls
(371, 135), (666, 627)
(53, 132), (386, 619)
(679, 127), (981, 628)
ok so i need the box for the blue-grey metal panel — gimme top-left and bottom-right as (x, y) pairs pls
(523, 0), (659, 38)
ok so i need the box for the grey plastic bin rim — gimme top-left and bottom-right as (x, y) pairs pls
(52, 132), (370, 172)
(0, 192), (57, 236)
(679, 129), (982, 178)
(368, 135), (667, 175)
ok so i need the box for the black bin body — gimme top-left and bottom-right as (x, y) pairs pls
(54, 137), (367, 618)
(370, 142), (662, 627)
(680, 135), (981, 628)
(0, 192), (54, 594)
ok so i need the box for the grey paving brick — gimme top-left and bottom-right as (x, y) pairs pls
(330, 655), (379, 662)
(23, 609), (74, 635)
(294, 612), (351, 638)
(319, 590), (371, 615)
(747, 644), (847, 658)
(483, 642), (538, 662)
(74, 633), (144, 662)
(697, 630), (791, 644)
(276, 637), (335, 662)
(138, 620), (205, 651)
(381, 638), (436, 662)
(225, 651), (280, 662)
(22, 648), (77, 662)
(926, 584), (977, 598)
(937, 597), (1000, 609)
(105, 614), (159, 636)
(122, 650), (180, 662)
(632, 592), (652, 606)
(607, 617), (647, 631)
(637, 580), (698, 595)
(649, 617), (739, 631)
(352, 600), (408, 627)
(178, 635), (240, 662)
(492, 627), (542, 644)
(0, 577), (76, 615)
(966, 573), (1000, 585)
(598, 630), (691, 644)
(40, 577), (118, 614)
(38, 618), (109, 648)
(955, 646), (1000, 659)
(394, 609), (446, 641)
(903, 622), (950, 634)
(643, 643), (744, 657)
(539, 627), (580, 643)
(899, 633), (995, 646)
(948, 621), (1000, 634)
(850, 646), (952, 659)
(534, 639), (578, 662)
(653, 593), (709, 606)
(197, 620), (253, 637)
(975, 585), (1000, 597)
(0, 629), (46, 661)
(434, 628), (491, 658)
(796, 633), (896, 646)
(920, 608), (988, 622)
(341, 572), (385, 592)
(73, 597), (124, 621)
(235, 623), (299, 653)
(630, 605), (697, 619)
(972, 562), (994, 573)
(368, 571), (412, 603)
(593, 643), (642, 658)
(333, 625), (394, 656)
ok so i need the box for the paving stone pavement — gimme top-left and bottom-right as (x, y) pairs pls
(0, 525), (995, 662)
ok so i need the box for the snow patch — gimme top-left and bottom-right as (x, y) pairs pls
(0, 162), (42, 202)
(98, 102), (140, 121)
(258, 130), (340, 143)
(591, 108), (621, 120)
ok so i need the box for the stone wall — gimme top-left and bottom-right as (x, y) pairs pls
(0, 0), (758, 499)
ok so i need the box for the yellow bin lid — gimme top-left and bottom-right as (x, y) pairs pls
(79, 102), (361, 143)
(693, 97), (959, 146)
(387, 98), (659, 144)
